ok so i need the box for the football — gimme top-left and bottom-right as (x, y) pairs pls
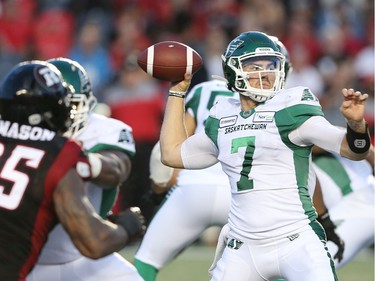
(137, 41), (203, 82)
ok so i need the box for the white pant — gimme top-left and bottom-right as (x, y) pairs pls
(135, 183), (231, 269)
(210, 224), (337, 281)
(27, 253), (144, 281)
(327, 188), (374, 268)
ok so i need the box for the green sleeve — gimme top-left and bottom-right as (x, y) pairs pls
(275, 104), (323, 154)
(204, 116), (220, 148)
(275, 104), (324, 130)
(87, 144), (133, 218)
(185, 86), (202, 125)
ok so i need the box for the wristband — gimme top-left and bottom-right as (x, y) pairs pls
(346, 122), (370, 154)
(168, 92), (185, 98)
(317, 211), (330, 222)
(168, 90), (186, 98)
(317, 211), (336, 230)
(88, 153), (102, 178)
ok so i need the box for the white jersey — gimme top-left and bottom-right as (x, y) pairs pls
(177, 80), (238, 185)
(312, 152), (374, 209)
(203, 86), (325, 240)
(36, 113), (136, 264)
(134, 80), (235, 271)
(313, 152), (374, 267)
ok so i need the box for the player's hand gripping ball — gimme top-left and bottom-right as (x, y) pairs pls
(137, 41), (203, 82)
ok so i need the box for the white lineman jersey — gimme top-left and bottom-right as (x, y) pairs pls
(312, 152), (374, 267)
(313, 152), (374, 209)
(204, 86), (325, 240)
(135, 80), (236, 268)
(179, 80), (238, 185)
(36, 113), (136, 264)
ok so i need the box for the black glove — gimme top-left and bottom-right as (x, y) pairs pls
(108, 207), (146, 244)
(317, 211), (345, 263)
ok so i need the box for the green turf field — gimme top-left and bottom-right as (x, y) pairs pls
(121, 243), (374, 281)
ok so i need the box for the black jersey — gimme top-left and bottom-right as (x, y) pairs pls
(0, 122), (90, 281)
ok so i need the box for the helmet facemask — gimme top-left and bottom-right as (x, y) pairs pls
(65, 93), (89, 138)
(223, 52), (285, 103)
(222, 31), (287, 103)
(47, 58), (97, 138)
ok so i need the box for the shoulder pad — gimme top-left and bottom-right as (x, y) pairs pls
(209, 98), (240, 119)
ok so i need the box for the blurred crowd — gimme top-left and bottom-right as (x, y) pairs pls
(0, 0), (373, 218)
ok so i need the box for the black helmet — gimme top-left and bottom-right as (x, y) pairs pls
(0, 60), (75, 134)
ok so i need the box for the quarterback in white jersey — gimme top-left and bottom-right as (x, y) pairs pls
(28, 58), (144, 281)
(134, 80), (237, 281)
(160, 31), (372, 281)
(313, 150), (374, 268)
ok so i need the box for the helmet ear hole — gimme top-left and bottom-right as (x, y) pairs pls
(0, 60), (74, 133)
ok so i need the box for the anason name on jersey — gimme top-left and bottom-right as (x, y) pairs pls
(0, 120), (55, 141)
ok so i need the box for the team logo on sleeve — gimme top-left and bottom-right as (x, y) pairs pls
(118, 129), (134, 144)
(301, 89), (318, 102)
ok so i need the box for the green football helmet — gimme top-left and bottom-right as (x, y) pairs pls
(269, 35), (293, 81)
(222, 31), (285, 102)
(48, 57), (97, 137)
